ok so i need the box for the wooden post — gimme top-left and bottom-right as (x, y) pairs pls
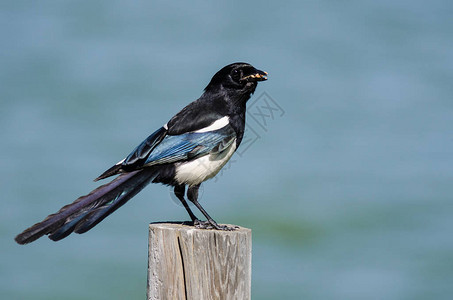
(147, 223), (252, 300)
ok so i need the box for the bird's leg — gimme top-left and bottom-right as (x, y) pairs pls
(174, 185), (198, 223)
(187, 184), (236, 231)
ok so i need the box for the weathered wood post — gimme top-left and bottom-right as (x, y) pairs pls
(147, 223), (252, 300)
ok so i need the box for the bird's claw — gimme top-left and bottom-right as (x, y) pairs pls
(193, 219), (237, 231)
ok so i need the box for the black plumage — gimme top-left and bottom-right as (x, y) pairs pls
(15, 62), (267, 244)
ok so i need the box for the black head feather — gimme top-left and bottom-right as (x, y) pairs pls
(204, 62), (267, 94)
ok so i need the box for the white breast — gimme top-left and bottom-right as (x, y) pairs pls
(174, 140), (237, 186)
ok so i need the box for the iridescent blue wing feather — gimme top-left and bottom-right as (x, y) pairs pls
(144, 125), (236, 166)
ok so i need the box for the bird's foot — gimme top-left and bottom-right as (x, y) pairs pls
(193, 219), (237, 231)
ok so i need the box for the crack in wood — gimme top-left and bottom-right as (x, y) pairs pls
(177, 235), (188, 300)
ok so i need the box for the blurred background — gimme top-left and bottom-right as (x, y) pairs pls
(1, 1), (452, 299)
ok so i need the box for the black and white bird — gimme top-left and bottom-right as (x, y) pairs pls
(15, 62), (268, 244)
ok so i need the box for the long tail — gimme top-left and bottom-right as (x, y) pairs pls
(15, 169), (157, 244)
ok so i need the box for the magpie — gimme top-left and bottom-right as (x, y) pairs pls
(15, 62), (268, 244)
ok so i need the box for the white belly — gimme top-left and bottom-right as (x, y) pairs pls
(174, 140), (237, 186)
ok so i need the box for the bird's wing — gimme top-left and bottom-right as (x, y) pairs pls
(96, 94), (233, 181)
(143, 124), (236, 166)
(123, 126), (168, 168)
(95, 127), (167, 181)
(123, 114), (234, 168)
(165, 97), (229, 135)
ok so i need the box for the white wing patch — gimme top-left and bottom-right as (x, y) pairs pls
(115, 158), (126, 165)
(194, 116), (229, 133)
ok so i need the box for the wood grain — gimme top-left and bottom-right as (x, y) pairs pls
(147, 223), (252, 300)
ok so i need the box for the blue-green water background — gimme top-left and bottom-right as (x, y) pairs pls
(1, 1), (453, 299)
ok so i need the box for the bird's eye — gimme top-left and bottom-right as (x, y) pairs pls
(231, 69), (241, 82)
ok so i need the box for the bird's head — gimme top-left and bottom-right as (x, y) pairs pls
(204, 62), (268, 95)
